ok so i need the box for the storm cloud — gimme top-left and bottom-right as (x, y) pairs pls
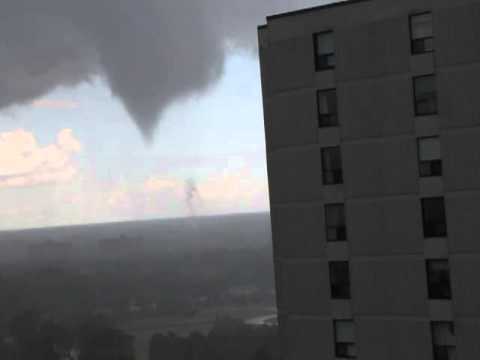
(0, 0), (330, 139)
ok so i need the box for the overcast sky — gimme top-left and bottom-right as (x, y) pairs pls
(0, 0), (337, 230)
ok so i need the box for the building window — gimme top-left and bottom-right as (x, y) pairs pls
(329, 261), (351, 299)
(414, 75), (438, 116)
(334, 320), (357, 359)
(325, 204), (347, 242)
(314, 31), (335, 71)
(322, 146), (343, 185)
(418, 137), (442, 177)
(317, 89), (338, 127)
(426, 260), (452, 300)
(410, 12), (434, 54)
(422, 197), (447, 238)
(431, 322), (456, 360)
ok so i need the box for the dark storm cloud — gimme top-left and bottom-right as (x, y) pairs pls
(0, 0), (329, 139)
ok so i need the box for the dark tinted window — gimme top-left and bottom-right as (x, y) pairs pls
(329, 261), (351, 299)
(322, 147), (343, 185)
(314, 31), (335, 71)
(414, 75), (437, 116)
(334, 320), (357, 359)
(317, 89), (338, 127)
(325, 204), (346, 242)
(422, 197), (447, 238)
(431, 321), (456, 360)
(418, 137), (442, 177)
(426, 260), (452, 299)
(410, 12), (434, 54)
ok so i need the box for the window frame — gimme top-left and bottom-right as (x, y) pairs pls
(432, 346), (456, 360)
(333, 320), (357, 359)
(413, 74), (438, 116)
(335, 342), (357, 359)
(409, 12), (434, 55)
(324, 203), (347, 242)
(417, 136), (442, 178)
(421, 197), (447, 238)
(329, 261), (351, 299)
(426, 259), (452, 300)
(431, 321), (455, 340)
(313, 30), (335, 71)
(317, 89), (339, 128)
(321, 146), (343, 185)
(431, 321), (456, 360)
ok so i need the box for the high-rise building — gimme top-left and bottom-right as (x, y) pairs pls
(258, 0), (480, 359)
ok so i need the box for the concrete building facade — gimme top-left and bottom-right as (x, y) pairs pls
(258, 0), (480, 359)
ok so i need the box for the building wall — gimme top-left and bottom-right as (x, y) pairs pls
(343, 138), (418, 197)
(338, 75), (414, 139)
(259, 0), (480, 358)
(351, 257), (428, 316)
(347, 197), (422, 256)
(357, 319), (431, 360)
(281, 316), (334, 360)
(271, 204), (325, 258)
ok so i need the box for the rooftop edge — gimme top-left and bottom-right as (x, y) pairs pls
(265, 0), (372, 22)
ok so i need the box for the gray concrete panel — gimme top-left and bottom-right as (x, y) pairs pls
(357, 319), (431, 360)
(457, 319), (480, 358)
(261, 36), (315, 95)
(348, 197), (422, 256)
(281, 260), (331, 316)
(443, 128), (480, 191)
(343, 138), (418, 197)
(451, 256), (480, 316)
(268, 146), (323, 204)
(283, 317), (334, 360)
(339, 75), (414, 140)
(436, 4), (480, 67)
(336, 17), (410, 81)
(446, 193), (480, 253)
(439, 65), (480, 129)
(271, 204), (325, 259)
(264, 90), (318, 150)
(351, 257), (428, 316)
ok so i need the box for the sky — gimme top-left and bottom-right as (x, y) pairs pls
(0, 0), (337, 230)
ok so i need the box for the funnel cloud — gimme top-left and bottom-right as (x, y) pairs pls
(0, 0), (329, 139)
(185, 178), (200, 217)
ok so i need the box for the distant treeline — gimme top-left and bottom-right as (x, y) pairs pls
(0, 312), (279, 360)
(0, 245), (275, 331)
(0, 311), (135, 360)
(0, 213), (272, 263)
(150, 317), (279, 360)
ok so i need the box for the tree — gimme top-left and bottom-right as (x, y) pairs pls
(8, 311), (72, 360)
(78, 316), (135, 360)
(252, 345), (272, 360)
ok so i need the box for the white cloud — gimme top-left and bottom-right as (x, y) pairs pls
(144, 177), (183, 195)
(142, 167), (268, 216)
(0, 148), (269, 230)
(32, 99), (80, 110)
(0, 128), (82, 189)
